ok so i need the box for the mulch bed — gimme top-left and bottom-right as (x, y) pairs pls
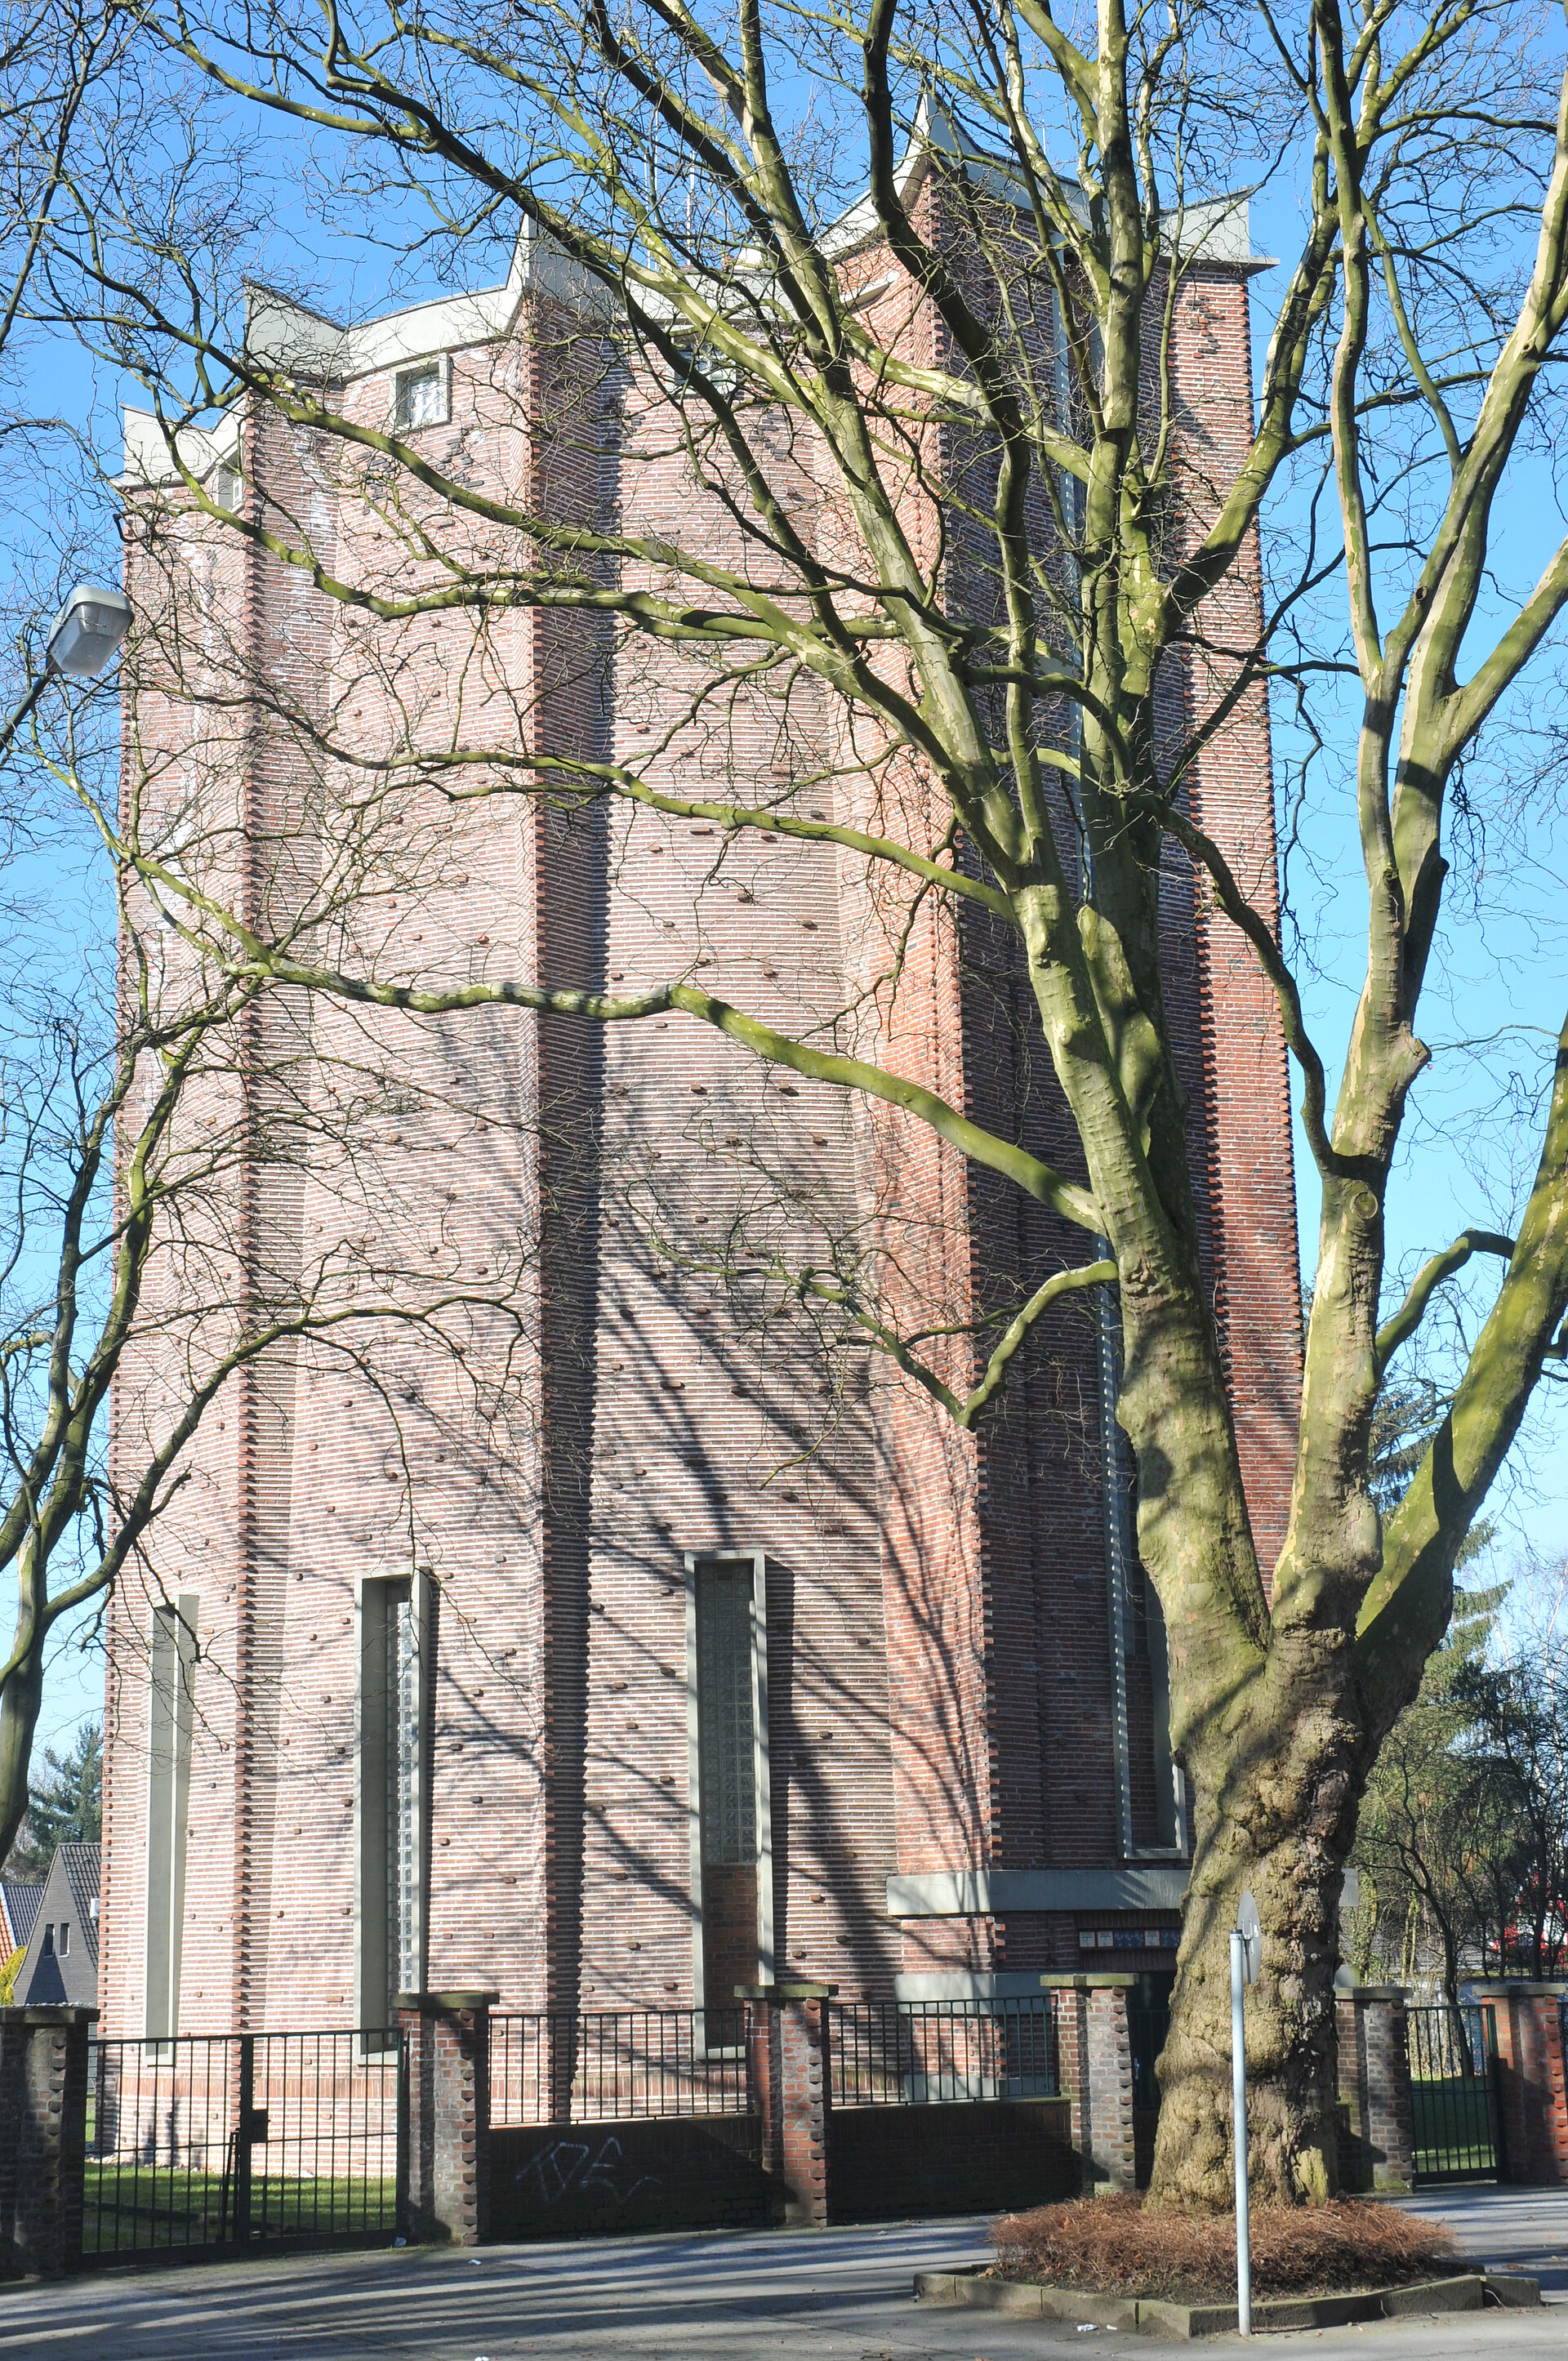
(991, 2194), (1459, 2303)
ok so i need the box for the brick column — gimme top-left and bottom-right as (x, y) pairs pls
(738, 1981), (835, 2226)
(1042, 1975), (1134, 2194)
(1470, 1981), (1568, 2186)
(0, 2005), (96, 2279)
(397, 1989), (497, 2246)
(1335, 1985), (1414, 2192)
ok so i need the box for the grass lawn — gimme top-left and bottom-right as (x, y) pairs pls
(1410, 2076), (1499, 2178)
(82, 2165), (398, 2256)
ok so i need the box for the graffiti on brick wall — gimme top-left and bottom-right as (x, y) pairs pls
(514, 2131), (663, 2210)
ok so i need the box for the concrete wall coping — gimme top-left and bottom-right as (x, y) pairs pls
(893, 1972), (1048, 2002)
(1344, 1985), (1410, 2002)
(396, 1989), (500, 2011)
(1467, 1981), (1568, 1998)
(888, 1866), (1188, 1918)
(0, 2004), (99, 2026)
(1040, 1974), (1135, 1991)
(737, 1981), (838, 2002)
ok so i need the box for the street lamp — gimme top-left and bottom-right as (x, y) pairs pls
(46, 583), (133, 677)
(0, 581), (133, 766)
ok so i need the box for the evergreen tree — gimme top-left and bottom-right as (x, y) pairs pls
(2, 1721), (101, 1877)
(1350, 1388), (1516, 2004)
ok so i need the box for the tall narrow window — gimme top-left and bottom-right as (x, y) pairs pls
(1095, 1281), (1185, 1858)
(686, 1553), (772, 2025)
(145, 1596), (198, 2038)
(357, 1574), (433, 2042)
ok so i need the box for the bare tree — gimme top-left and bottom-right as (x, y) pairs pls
(42, 0), (1568, 2204)
(1458, 1576), (1568, 1980)
(0, 724), (555, 1867)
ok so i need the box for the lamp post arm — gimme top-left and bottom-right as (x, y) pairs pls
(0, 670), (48, 768)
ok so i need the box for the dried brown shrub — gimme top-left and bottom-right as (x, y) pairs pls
(991, 2194), (1458, 2302)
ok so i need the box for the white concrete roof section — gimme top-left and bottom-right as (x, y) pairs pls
(121, 221), (599, 486)
(829, 101), (1268, 272)
(120, 402), (243, 491)
(122, 149), (1268, 487)
(244, 217), (606, 383)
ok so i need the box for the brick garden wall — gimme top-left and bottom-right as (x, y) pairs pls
(491, 2115), (772, 2237)
(829, 2097), (1077, 2222)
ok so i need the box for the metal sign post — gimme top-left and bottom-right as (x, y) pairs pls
(1232, 1891), (1262, 2338)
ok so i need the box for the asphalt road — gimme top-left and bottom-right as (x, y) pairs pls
(4, 2189), (1566, 2359)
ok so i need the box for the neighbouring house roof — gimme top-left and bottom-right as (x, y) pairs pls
(59, 1843), (100, 1964)
(16, 1842), (100, 2007)
(1, 1877), (42, 1954)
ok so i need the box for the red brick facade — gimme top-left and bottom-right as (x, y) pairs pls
(101, 198), (1300, 2038)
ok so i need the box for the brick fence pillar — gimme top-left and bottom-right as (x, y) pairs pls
(1470, 1981), (1568, 2185)
(0, 2004), (96, 2279)
(1042, 1975), (1134, 2194)
(397, 1989), (497, 2246)
(738, 1981), (835, 2226)
(1335, 1985), (1414, 2192)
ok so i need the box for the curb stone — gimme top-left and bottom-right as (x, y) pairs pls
(911, 2265), (1541, 2338)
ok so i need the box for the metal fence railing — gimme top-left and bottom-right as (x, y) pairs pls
(489, 2007), (757, 2125)
(1406, 2002), (1501, 2184)
(829, 1998), (1059, 2106)
(85, 2029), (403, 2262)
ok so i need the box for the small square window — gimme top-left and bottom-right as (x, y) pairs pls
(212, 463), (242, 513)
(394, 363), (445, 432)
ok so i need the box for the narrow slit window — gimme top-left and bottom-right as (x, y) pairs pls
(697, 1561), (756, 1866)
(358, 1574), (431, 2042)
(145, 1595), (198, 2038)
(688, 1553), (772, 2030)
(1095, 1272), (1183, 1859)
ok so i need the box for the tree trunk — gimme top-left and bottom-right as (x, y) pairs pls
(0, 1615), (43, 1869)
(1148, 1652), (1361, 2210)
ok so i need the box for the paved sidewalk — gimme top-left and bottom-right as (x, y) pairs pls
(1399, 2185), (1568, 2293)
(2, 2189), (1565, 2358)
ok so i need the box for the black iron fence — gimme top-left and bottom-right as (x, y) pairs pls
(829, 1998), (1059, 2106)
(490, 2007), (757, 2125)
(85, 2029), (403, 2262)
(489, 1998), (1062, 2123)
(1406, 2002), (1501, 2183)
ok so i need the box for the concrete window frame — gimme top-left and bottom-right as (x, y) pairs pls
(392, 354), (451, 433)
(684, 1548), (774, 2045)
(145, 1593), (198, 2042)
(354, 1566), (436, 2052)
